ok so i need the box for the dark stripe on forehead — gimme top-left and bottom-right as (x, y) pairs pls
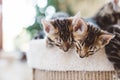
(53, 19), (71, 41)
(84, 24), (102, 46)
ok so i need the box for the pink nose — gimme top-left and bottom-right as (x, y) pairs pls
(62, 43), (70, 52)
(78, 51), (87, 58)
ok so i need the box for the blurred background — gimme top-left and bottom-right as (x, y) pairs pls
(1, 0), (109, 80)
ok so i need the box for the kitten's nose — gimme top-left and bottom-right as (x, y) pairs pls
(62, 42), (70, 52)
(78, 51), (86, 58)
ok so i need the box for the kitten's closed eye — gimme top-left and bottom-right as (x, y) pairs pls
(87, 51), (94, 53)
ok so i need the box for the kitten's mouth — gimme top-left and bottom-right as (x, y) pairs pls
(59, 46), (69, 52)
(79, 55), (85, 58)
(79, 52), (94, 58)
(79, 52), (89, 58)
(62, 43), (71, 52)
(62, 47), (69, 52)
(63, 49), (68, 52)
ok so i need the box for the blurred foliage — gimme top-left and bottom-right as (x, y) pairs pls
(26, 0), (73, 39)
(14, 0), (74, 51)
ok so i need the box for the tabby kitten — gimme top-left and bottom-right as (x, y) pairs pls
(95, 0), (120, 78)
(41, 12), (81, 52)
(94, 0), (120, 30)
(41, 19), (73, 52)
(94, 0), (120, 76)
(72, 14), (114, 58)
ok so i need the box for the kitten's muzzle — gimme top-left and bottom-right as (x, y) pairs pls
(62, 42), (71, 52)
(79, 52), (94, 58)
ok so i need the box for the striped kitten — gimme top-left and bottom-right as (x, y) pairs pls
(41, 13), (81, 52)
(95, 0), (120, 29)
(73, 15), (114, 58)
(41, 19), (73, 52)
(94, 0), (120, 76)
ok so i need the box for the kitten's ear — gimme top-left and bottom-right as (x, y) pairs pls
(112, 0), (119, 4)
(99, 33), (115, 45)
(41, 19), (54, 34)
(72, 12), (87, 34)
(111, 0), (120, 11)
(72, 11), (81, 26)
(74, 11), (81, 18)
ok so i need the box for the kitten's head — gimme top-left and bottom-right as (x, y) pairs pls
(100, 0), (120, 16)
(111, 0), (120, 12)
(73, 18), (115, 58)
(41, 18), (74, 52)
(41, 12), (83, 52)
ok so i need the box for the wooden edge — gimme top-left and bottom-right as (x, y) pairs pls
(33, 68), (35, 80)
(32, 69), (118, 80)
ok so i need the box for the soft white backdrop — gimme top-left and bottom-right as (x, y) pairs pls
(3, 0), (37, 51)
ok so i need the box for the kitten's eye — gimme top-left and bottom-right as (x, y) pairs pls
(94, 46), (97, 49)
(95, 48), (100, 52)
(88, 51), (94, 53)
(88, 52), (94, 56)
(55, 37), (58, 41)
(89, 46), (93, 50)
(93, 46), (99, 52)
(55, 37), (60, 42)
(89, 46), (97, 50)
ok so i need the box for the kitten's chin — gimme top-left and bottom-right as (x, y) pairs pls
(63, 47), (69, 52)
(79, 55), (85, 58)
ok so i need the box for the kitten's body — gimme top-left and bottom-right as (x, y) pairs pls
(93, 0), (120, 76)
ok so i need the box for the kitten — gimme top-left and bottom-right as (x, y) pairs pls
(72, 14), (114, 58)
(41, 13), (80, 52)
(41, 19), (73, 52)
(94, 0), (120, 29)
(94, 0), (120, 77)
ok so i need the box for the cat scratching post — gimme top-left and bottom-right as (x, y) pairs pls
(27, 40), (117, 80)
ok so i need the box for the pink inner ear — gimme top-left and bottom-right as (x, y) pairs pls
(100, 34), (115, 45)
(41, 19), (54, 33)
(114, 0), (119, 4)
(74, 24), (82, 32)
(74, 19), (83, 32)
(45, 26), (50, 33)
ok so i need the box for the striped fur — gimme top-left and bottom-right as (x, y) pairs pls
(94, 0), (120, 77)
(50, 19), (74, 51)
(94, 0), (120, 29)
(74, 21), (114, 58)
(105, 26), (120, 69)
(42, 18), (74, 52)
